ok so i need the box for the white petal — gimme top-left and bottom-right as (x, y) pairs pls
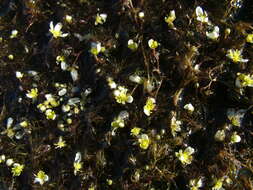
(49, 21), (54, 30)
(61, 33), (69, 38)
(241, 58), (249, 63)
(70, 68), (78, 81)
(127, 95), (133, 103)
(75, 152), (82, 162)
(196, 6), (203, 16)
(185, 147), (195, 154)
(144, 108), (150, 116)
(55, 23), (63, 31)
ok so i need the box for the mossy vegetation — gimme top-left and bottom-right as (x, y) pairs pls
(0, 0), (253, 189)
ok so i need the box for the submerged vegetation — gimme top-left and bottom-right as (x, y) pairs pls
(0, 0), (253, 189)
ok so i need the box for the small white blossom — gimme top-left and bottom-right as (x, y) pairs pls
(195, 6), (209, 23)
(34, 170), (49, 185)
(65, 15), (73, 23)
(95, 13), (107, 25)
(206, 26), (220, 40)
(16, 71), (24, 79)
(230, 132), (241, 144)
(184, 103), (194, 113)
(49, 21), (68, 38)
(10, 30), (18, 38)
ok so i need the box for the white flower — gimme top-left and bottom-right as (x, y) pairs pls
(206, 26), (220, 40)
(165, 10), (176, 29)
(227, 108), (246, 127)
(129, 74), (143, 84)
(65, 15), (73, 23)
(16, 71), (24, 79)
(189, 177), (204, 190)
(143, 97), (156, 116)
(175, 146), (195, 165)
(90, 42), (104, 55)
(113, 86), (133, 104)
(34, 170), (49, 185)
(107, 77), (117, 89)
(45, 109), (56, 120)
(10, 30), (18, 38)
(226, 49), (249, 63)
(95, 13), (107, 25)
(184, 103), (194, 113)
(70, 68), (79, 81)
(73, 152), (82, 175)
(26, 88), (38, 99)
(214, 129), (225, 142)
(128, 39), (138, 51)
(49, 21), (68, 38)
(195, 6), (209, 23)
(148, 39), (159, 49)
(138, 11), (145, 18)
(230, 132), (241, 144)
(170, 115), (182, 137)
(6, 158), (14, 166)
(235, 73), (253, 88)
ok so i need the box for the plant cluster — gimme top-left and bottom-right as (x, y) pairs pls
(0, 0), (253, 189)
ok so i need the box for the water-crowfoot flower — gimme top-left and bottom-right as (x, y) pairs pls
(10, 30), (18, 38)
(95, 13), (107, 25)
(230, 132), (241, 144)
(214, 129), (226, 142)
(212, 177), (224, 190)
(90, 42), (105, 56)
(227, 108), (246, 127)
(111, 116), (124, 129)
(164, 10), (176, 29)
(195, 6), (209, 23)
(8, 54), (14, 60)
(0, 155), (6, 163)
(148, 39), (159, 49)
(45, 94), (60, 107)
(113, 86), (133, 104)
(26, 88), (38, 99)
(129, 74), (143, 84)
(138, 134), (150, 149)
(45, 109), (56, 120)
(206, 26), (220, 40)
(16, 71), (24, 79)
(184, 103), (194, 113)
(1, 117), (15, 138)
(131, 127), (141, 136)
(175, 146), (195, 165)
(144, 97), (156, 116)
(73, 152), (83, 175)
(235, 73), (253, 88)
(65, 15), (73, 23)
(54, 136), (66, 149)
(226, 49), (249, 63)
(34, 170), (49, 185)
(128, 39), (138, 51)
(107, 77), (117, 89)
(246, 33), (253, 43)
(144, 79), (155, 93)
(56, 55), (69, 70)
(170, 114), (182, 137)
(111, 111), (129, 134)
(6, 158), (14, 166)
(49, 21), (68, 38)
(11, 163), (24, 176)
(189, 177), (204, 190)
(138, 11), (145, 19)
(70, 67), (79, 82)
